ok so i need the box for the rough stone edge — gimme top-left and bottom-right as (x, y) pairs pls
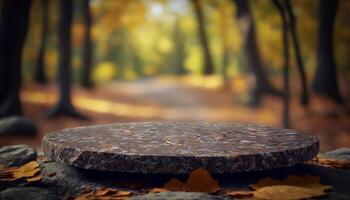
(42, 133), (319, 174)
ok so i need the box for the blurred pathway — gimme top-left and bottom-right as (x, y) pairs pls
(109, 78), (224, 121)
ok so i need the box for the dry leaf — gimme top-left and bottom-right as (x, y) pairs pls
(184, 168), (220, 193)
(160, 168), (220, 193)
(0, 161), (41, 182)
(307, 156), (350, 169)
(225, 190), (254, 198)
(148, 188), (170, 193)
(250, 175), (331, 192)
(253, 185), (326, 200)
(75, 188), (132, 200)
(250, 175), (331, 200)
(163, 178), (185, 191)
(26, 174), (43, 182)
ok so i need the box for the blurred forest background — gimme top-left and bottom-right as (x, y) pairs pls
(0, 0), (349, 152)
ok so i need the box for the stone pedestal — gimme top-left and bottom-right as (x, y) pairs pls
(43, 122), (319, 174)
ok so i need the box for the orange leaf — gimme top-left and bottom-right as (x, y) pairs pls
(225, 190), (254, 198)
(148, 188), (170, 193)
(161, 168), (220, 193)
(163, 178), (185, 191)
(184, 168), (220, 193)
(26, 175), (43, 182)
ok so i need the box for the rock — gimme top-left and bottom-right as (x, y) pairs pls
(130, 192), (230, 200)
(0, 187), (60, 200)
(321, 148), (350, 161)
(0, 145), (37, 167)
(42, 122), (319, 174)
(40, 161), (90, 198)
(0, 116), (37, 136)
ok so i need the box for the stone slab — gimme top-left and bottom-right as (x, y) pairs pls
(43, 122), (319, 174)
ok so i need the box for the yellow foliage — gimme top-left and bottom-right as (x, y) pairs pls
(93, 62), (117, 82)
(157, 37), (173, 53)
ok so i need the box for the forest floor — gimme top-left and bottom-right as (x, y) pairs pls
(1, 76), (349, 152)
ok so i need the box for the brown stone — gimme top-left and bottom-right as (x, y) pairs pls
(42, 122), (319, 174)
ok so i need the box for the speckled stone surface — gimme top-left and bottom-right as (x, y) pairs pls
(42, 122), (319, 174)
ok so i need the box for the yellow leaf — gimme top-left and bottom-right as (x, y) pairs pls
(14, 167), (40, 178)
(75, 188), (132, 200)
(0, 161), (41, 182)
(26, 175), (43, 182)
(307, 156), (350, 169)
(250, 175), (331, 193)
(254, 185), (326, 200)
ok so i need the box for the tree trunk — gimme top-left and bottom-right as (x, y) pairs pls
(81, 0), (93, 88)
(174, 18), (187, 75)
(273, 0), (290, 128)
(34, 0), (48, 84)
(0, 0), (32, 118)
(47, 0), (87, 119)
(233, 0), (282, 106)
(312, 0), (343, 103)
(285, 0), (309, 106)
(191, 0), (214, 75)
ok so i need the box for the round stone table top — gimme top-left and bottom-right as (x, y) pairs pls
(42, 122), (319, 174)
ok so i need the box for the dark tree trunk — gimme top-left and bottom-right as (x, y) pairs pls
(273, 0), (290, 128)
(34, 0), (48, 84)
(191, 0), (214, 75)
(81, 0), (93, 88)
(285, 0), (309, 106)
(233, 0), (282, 106)
(0, 0), (32, 118)
(312, 0), (343, 103)
(174, 19), (186, 75)
(47, 0), (87, 119)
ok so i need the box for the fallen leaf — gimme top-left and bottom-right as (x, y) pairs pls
(250, 175), (331, 200)
(185, 168), (220, 193)
(307, 156), (350, 169)
(160, 168), (220, 193)
(26, 174), (43, 182)
(75, 188), (132, 200)
(225, 190), (254, 199)
(250, 175), (331, 192)
(163, 178), (185, 191)
(253, 185), (326, 200)
(0, 161), (41, 182)
(148, 188), (170, 193)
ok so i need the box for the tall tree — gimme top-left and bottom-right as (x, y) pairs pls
(47, 0), (86, 119)
(0, 0), (32, 118)
(81, 0), (93, 88)
(191, 0), (214, 75)
(173, 18), (187, 75)
(233, 0), (281, 105)
(273, 0), (290, 128)
(312, 0), (343, 103)
(34, 0), (49, 84)
(285, 0), (309, 106)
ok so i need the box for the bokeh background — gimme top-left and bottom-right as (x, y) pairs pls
(1, 0), (349, 152)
